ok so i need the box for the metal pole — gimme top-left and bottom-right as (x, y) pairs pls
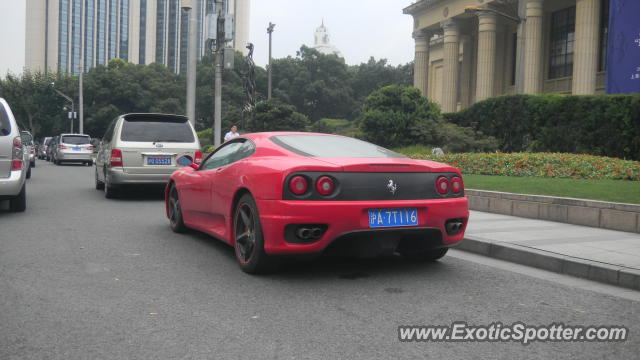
(71, 102), (75, 133)
(185, 2), (198, 126)
(79, 0), (84, 134)
(214, 48), (222, 147)
(267, 23), (275, 100)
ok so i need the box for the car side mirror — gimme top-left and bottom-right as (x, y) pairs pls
(177, 155), (199, 170)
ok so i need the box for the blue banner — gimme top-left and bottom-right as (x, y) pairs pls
(606, 0), (640, 94)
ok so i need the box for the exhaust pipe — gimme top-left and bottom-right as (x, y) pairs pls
(311, 227), (324, 239)
(445, 219), (464, 235)
(297, 227), (312, 240)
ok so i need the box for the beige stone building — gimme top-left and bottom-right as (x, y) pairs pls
(404, 0), (610, 112)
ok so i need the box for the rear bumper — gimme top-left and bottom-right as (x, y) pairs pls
(255, 197), (469, 255)
(57, 151), (92, 161)
(107, 167), (172, 185)
(0, 170), (26, 197)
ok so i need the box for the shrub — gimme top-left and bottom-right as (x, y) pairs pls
(444, 94), (640, 160)
(246, 99), (310, 132)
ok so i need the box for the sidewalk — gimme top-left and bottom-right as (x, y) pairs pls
(459, 211), (640, 291)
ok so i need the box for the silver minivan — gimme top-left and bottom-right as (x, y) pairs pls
(0, 98), (29, 212)
(95, 113), (202, 198)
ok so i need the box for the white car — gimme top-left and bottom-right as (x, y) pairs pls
(0, 98), (29, 212)
(53, 133), (93, 166)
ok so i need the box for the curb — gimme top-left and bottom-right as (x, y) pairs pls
(456, 235), (640, 291)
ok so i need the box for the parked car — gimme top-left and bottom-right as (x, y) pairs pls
(20, 130), (36, 170)
(165, 132), (469, 274)
(95, 113), (202, 198)
(46, 136), (58, 162)
(53, 133), (93, 166)
(39, 137), (52, 159)
(0, 98), (28, 212)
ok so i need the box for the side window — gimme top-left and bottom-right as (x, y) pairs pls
(0, 102), (12, 136)
(200, 141), (245, 170)
(103, 119), (117, 142)
(230, 140), (256, 163)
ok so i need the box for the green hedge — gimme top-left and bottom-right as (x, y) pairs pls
(443, 94), (640, 160)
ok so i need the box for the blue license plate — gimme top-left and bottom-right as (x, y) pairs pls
(368, 208), (418, 228)
(72, 147), (81, 151)
(147, 157), (172, 165)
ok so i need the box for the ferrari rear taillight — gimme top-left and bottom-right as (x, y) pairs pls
(11, 137), (23, 171)
(194, 150), (203, 164)
(435, 176), (450, 195)
(451, 176), (463, 193)
(315, 176), (335, 196)
(110, 149), (123, 167)
(289, 175), (308, 195)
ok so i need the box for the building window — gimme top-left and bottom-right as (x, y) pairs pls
(97, 0), (107, 65)
(167, 0), (180, 73)
(548, 6), (576, 79)
(58, 0), (69, 73)
(84, 0), (95, 69)
(156, 0), (166, 64)
(108, 0), (118, 59)
(139, 0), (147, 64)
(71, 0), (82, 75)
(599, 0), (610, 72)
(119, 0), (129, 61)
(179, 8), (189, 74)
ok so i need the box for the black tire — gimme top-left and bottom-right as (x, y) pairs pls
(26, 166), (32, 179)
(9, 184), (26, 212)
(104, 175), (120, 199)
(168, 184), (187, 233)
(31, 161), (36, 168)
(233, 193), (278, 274)
(95, 167), (105, 190)
(399, 247), (449, 262)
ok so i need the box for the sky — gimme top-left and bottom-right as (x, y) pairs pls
(0, 0), (415, 76)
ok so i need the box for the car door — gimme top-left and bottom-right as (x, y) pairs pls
(180, 140), (245, 230)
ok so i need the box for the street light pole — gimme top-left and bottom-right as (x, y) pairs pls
(79, 0), (84, 134)
(267, 22), (275, 100)
(183, 0), (198, 127)
(51, 86), (75, 133)
(212, 0), (224, 148)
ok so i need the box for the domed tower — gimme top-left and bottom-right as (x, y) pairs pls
(312, 21), (342, 57)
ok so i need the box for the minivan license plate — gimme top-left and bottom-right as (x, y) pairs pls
(147, 157), (171, 165)
(368, 208), (418, 228)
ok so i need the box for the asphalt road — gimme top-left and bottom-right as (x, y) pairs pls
(1, 162), (639, 360)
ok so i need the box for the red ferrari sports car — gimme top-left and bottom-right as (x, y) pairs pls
(165, 132), (468, 273)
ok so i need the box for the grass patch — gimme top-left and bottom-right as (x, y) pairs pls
(464, 174), (640, 204)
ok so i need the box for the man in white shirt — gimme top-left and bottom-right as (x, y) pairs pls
(224, 125), (240, 142)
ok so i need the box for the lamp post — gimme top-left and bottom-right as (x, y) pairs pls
(267, 22), (275, 100)
(51, 83), (75, 133)
(182, 0), (198, 127)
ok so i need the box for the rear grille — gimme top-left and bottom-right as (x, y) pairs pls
(283, 172), (464, 201)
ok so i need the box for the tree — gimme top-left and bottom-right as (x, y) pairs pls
(246, 99), (310, 132)
(359, 85), (440, 148)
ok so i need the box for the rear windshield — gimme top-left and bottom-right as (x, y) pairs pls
(271, 135), (406, 158)
(21, 132), (33, 143)
(61, 135), (91, 145)
(120, 117), (195, 143)
(0, 103), (11, 136)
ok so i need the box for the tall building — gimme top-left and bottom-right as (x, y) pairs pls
(25, 0), (251, 75)
(312, 21), (342, 57)
(404, 0), (612, 112)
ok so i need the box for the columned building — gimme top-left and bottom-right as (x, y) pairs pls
(404, 0), (610, 112)
(25, 0), (251, 75)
